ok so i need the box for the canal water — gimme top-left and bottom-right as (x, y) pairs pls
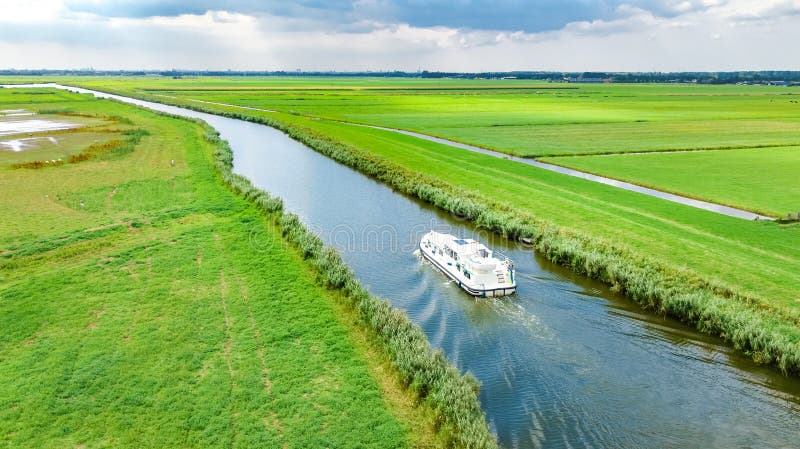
(9, 84), (800, 449)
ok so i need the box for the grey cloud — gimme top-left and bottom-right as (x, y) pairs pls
(3, 0), (800, 71)
(64, 0), (723, 33)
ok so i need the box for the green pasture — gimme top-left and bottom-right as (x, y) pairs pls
(541, 146), (800, 217)
(0, 89), (434, 448)
(0, 100), (125, 168)
(59, 77), (800, 157)
(425, 118), (800, 156)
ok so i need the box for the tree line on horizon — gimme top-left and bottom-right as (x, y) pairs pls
(2, 69), (799, 84)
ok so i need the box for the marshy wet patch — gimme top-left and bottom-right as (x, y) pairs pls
(0, 107), (124, 142)
(0, 109), (35, 117)
(0, 112), (86, 138)
(0, 110), (89, 158)
(1, 132), (121, 168)
(0, 109), (144, 169)
(0, 136), (59, 152)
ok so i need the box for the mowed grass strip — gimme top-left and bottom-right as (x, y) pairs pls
(540, 146), (800, 218)
(0, 89), (435, 448)
(423, 118), (800, 157)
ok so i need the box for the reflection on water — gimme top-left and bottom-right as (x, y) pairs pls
(9, 84), (799, 449)
(0, 118), (82, 136)
(0, 136), (59, 152)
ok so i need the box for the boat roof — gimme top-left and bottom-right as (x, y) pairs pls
(431, 232), (489, 255)
(427, 231), (509, 263)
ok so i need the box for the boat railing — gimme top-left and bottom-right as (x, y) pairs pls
(492, 252), (514, 272)
(494, 251), (514, 264)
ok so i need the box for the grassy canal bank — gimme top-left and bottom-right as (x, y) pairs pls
(57, 78), (800, 375)
(0, 88), (496, 448)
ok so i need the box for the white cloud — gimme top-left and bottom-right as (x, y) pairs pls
(2, 0), (65, 22)
(0, 0), (798, 71)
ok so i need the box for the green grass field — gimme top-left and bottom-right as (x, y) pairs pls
(0, 89), (439, 448)
(541, 146), (800, 217)
(58, 77), (800, 157)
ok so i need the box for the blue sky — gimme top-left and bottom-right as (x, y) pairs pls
(2, 0), (799, 71)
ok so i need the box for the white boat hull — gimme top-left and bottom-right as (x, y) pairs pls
(419, 234), (516, 297)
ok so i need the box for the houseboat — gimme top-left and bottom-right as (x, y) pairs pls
(419, 231), (516, 297)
